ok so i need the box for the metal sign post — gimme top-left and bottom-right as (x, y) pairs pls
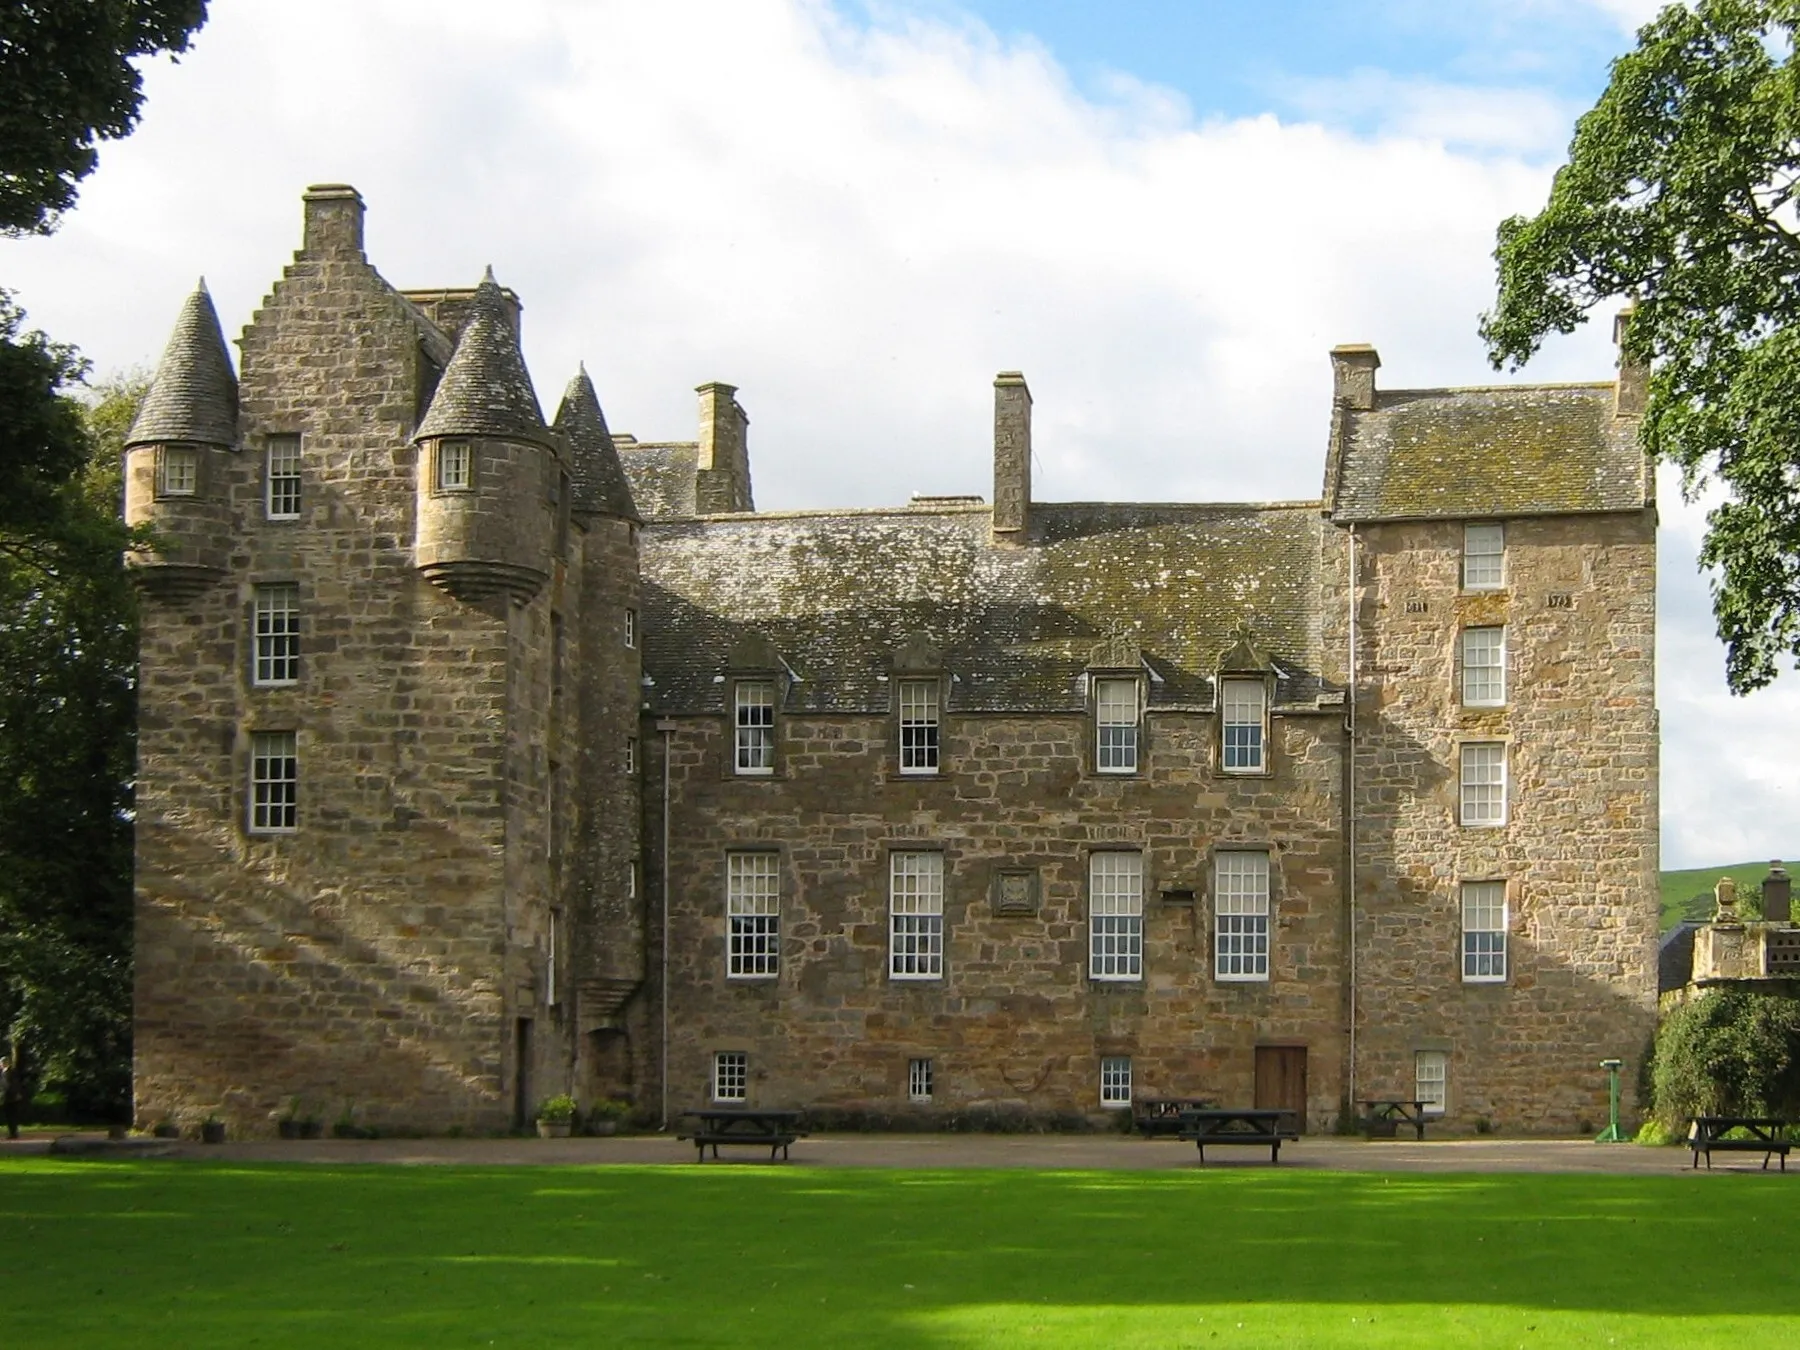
(1595, 1058), (1627, 1143)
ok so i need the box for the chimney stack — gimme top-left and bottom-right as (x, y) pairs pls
(301, 183), (365, 257)
(1765, 861), (1791, 923)
(1613, 304), (1647, 418)
(695, 382), (753, 514)
(1330, 344), (1380, 411)
(992, 371), (1031, 546)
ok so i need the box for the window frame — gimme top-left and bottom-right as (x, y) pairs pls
(625, 736), (637, 775)
(897, 677), (941, 775)
(251, 583), (301, 688)
(435, 438), (473, 493)
(725, 851), (780, 979)
(1094, 676), (1141, 775)
(888, 850), (945, 981)
(1462, 522), (1505, 591)
(265, 434), (302, 520)
(1220, 676), (1268, 773)
(1088, 850), (1144, 982)
(1415, 1050), (1447, 1115)
(1458, 741), (1507, 827)
(624, 608), (637, 649)
(248, 730), (298, 834)
(1461, 880), (1508, 983)
(712, 1051), (748, 1103)
(1460, 627), (1505, 707)
(733, 679), (777, 776)
(908, 1057), (933, 1103)
(156, 444), (199, 499)
(1214, 850), (1271, 982)
(1099, 1055), (1132, 1108)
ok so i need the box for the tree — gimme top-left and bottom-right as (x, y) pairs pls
(0, 375), (143, 1120)
(1482, 0), (1800, 693)
(0, 0), (210, 235)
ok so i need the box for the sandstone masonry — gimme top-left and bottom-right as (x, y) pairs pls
(126, 186), (1657, 1137)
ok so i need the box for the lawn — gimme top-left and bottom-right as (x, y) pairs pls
(1, 1160), (1793, 1348)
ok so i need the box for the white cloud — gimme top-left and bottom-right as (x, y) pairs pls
(1, 0), (1786, 868)
(1277, 69), (1581, 157)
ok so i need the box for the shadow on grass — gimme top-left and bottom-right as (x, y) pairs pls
(0, 1162), (1794, 1348)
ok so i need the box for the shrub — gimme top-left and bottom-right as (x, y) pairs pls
(536, 1094), (578, 1124)
(1651, 987), (1800, 1128)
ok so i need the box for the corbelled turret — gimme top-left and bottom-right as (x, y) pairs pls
(121, 280), (239, 598)
(412, 270), (562, 605)
(553, 364), (639, 521)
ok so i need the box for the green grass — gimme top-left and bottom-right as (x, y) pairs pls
(2, 1161), (1797, 1347)
(1659, 858), (1783, 931)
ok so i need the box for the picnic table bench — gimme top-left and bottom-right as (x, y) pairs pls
(1178, 1107), (1299, 1164)
(677, 1108), (805, 1162)
(1133, 1097), (1218, 1138)
(1687, 1116), (1791, 1171)
(1359, 1099), (1431, 1141)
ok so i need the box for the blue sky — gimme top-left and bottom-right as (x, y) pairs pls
(7, 0), (1786, 870)
(894, 0), (1639, 135)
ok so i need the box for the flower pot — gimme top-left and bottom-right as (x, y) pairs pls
(589, 1119), (619, 1137)
(200, 1121), (226, 1145)
(537, 1119), (572, 1138)
(277, 1120), (300, 1140)
(298, 1119), (323, 1140)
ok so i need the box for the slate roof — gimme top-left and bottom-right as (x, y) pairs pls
(414, 271), (551, 447)
(125, 280), (239, 449)
(619, 441), (700, 518)
(554, 367), (639, 520)
(1659, 921), (1700, 995)
(640, 501), (1327, 715)
(1329, 384), (1648, 522)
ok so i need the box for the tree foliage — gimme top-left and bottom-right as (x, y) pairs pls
(0, 375), (143, 1119)
(1482, 0), (1800, 693)
(1651, 986), (1800, 1126)
(0, 0), (210, 235)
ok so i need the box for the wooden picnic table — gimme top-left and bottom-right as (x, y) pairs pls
(1687, 1116), (1791, 1171)
(678, 1108), (805, 1162)
(1133, 1097), (1218, 1138)
(1178, 1107), (1298, 1164)
(1359, 1099), (1431, 1141)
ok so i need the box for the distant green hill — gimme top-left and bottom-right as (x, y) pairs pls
(1659, 859), (1790, 932)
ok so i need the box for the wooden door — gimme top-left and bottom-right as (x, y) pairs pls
(1254, 1046), (1307, 1134)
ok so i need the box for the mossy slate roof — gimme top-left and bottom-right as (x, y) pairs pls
(620, 442), (700, 518)
(554, 368), (639, 520)
(126, 282), (239, 449)
(641, 502), (1326, 715)
(1330, 384), (1648, 522)
(414, 274), (551, 447)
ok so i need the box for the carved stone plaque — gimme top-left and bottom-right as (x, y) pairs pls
(992, 868), (1040, 917)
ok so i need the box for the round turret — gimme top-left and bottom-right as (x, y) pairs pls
(413, 271), (558, 604)
(122, 281), (239, 599)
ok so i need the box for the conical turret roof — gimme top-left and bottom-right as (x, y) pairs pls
(414, 269), (550, 446)
(125, 280), (239, 448)
(554, 364), (640, 521)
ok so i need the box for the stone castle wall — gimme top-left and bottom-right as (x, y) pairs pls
(653, 707), (1348, 1130)
(1347, 511), (1659, 1129)
(134, 240), (522, 1134)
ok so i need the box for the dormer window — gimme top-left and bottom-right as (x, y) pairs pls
(1221, 678), (1267, 773)
(734, 680), (776, 775)
(158, 445), (199, 498)
(1094, 678), (1139, 773)
(436, 439), (472, 492)
(898, 678), (940, 774)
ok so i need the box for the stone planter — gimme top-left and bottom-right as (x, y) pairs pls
(298, 1119), (323, 1139)
(278, 1119), (300, 1140)
(588, 1118), (619, 1137)
(200, 1121), (226, 1145)
(537, 1119), (572, 1139)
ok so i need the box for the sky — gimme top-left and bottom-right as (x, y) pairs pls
(3, 0), (1789, 872)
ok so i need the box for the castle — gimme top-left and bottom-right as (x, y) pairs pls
(125, 185), (1658, 1136)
